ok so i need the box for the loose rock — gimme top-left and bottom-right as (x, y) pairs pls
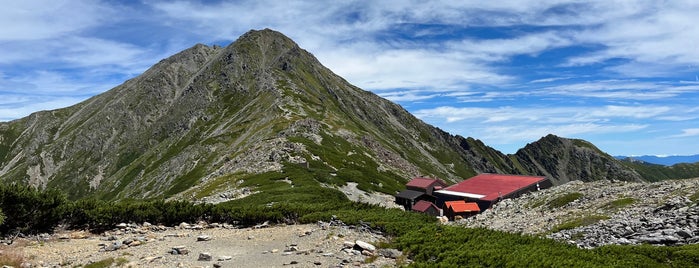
(198, 252), (213, 261)
(354, 240), (376, 252)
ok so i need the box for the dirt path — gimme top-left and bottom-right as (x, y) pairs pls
(11, 222), (401, 268)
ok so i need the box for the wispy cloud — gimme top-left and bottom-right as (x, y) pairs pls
(479, 123), (648, 144)
(414, 105), (678, 124)
(0, 95), (88, 122)
(0, 1), (108, 41)
(539, 80), (699, 100)
(672, 128), (699, 138)
(565, 1), (699, 76)
(378, 90), (441, 102)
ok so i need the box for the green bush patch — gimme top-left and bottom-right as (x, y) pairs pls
(527, 198), (546, 209)
(602, 197), (636, 211)
(690, 191), (699, 203)
(547, 192), (583, 209)
(551, 214), (609, 233)
(84, 257), (115, 268)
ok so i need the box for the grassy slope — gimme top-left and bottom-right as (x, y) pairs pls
(621, 161), (699, 182)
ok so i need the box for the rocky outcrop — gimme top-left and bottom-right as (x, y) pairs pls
(550, 196), (699, 248)
(514, 134), (644, 185)
(460, 177), (699, 248)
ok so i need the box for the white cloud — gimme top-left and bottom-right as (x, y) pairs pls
(529, 77), (572, 83)
(447, 31), (573, 61)
(414, 104), (681, 126)
(0, 70), (124, 102)
(540, 80), (699, 100)
(478, 123), (648, 144)
(378, 90), (441, 102)
(565, 1), (699, 75)
(672, 128), (699, 138)
(0, 1), (109, 41)
(318, 47), (511, 91)
(0, 96), (88, 121)
(587, 105), (671, 119)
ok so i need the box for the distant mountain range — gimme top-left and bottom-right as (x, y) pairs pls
(614, 155), (699, 166)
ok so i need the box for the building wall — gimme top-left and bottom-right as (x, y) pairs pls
(424, 206), (440, 217)
(395, 196), (414, 210)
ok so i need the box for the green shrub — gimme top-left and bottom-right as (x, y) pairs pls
(393, 224), (699, 267)
(0, 184), (68, 234)
(551, 214), (609, 232)
(547, 192), (583, 209)
(527, 198), (546, 208)
(602, 197), (636, 211)
(63, 199), (216, 231)
(84, 257), (115, 268)
(690, 191), (699, 203)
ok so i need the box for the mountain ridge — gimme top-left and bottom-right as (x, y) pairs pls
(0, 29), (694, 201)
(615, 154), (699, 166)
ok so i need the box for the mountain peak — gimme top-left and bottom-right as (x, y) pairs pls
(238, 28), (295, 43)
(229, 28), (301, 56)
(514, 134), (643, 184)
(2, 29), (694, 201)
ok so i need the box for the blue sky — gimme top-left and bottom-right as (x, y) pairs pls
(1, 1), (698, 156)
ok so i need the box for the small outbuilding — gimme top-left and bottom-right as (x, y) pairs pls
(395, 177), (448, 210)
(395, 189), (426, 210)
(411, 200), (441, 217)
(405, 177), (448, 195)
(443, 200), (480, 220)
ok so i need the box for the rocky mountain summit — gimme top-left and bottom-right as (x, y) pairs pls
(460, 177), (699, 248)
(0, 29), (507, 199)
(1, 28), (696, 202)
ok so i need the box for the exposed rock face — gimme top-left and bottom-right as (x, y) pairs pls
(459, 177), (699, 248)
(550, 195), (699, 248)
(0, 29), (509, 199)
(514, 134), (644, 185)
(0, 29), (686, 201)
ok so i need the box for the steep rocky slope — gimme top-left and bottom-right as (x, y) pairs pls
(0, 29), (691, 201)
(460, 177), (699, 248)
(513, 134), (644, 185)
(0, 29), (514, 200)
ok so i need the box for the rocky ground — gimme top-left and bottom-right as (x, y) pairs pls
(5, 178), (699, 267)
(337, 183), (402, 210)
(5, 219), (404, 268)
(458, 177), (699, 248)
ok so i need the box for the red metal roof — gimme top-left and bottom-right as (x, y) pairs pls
(406, 177), (447, 189)
(412, 200), (439, 212)
(443, 174), (547, 201)
(444, 200), (480, 213)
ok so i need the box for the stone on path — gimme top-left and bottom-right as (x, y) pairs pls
(354, 240), (376, 252)
(171, 245), (189, 255)
(378, 248), (402, 259)
(198, 252), (213, 261)
(218, 256), (232, 261)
